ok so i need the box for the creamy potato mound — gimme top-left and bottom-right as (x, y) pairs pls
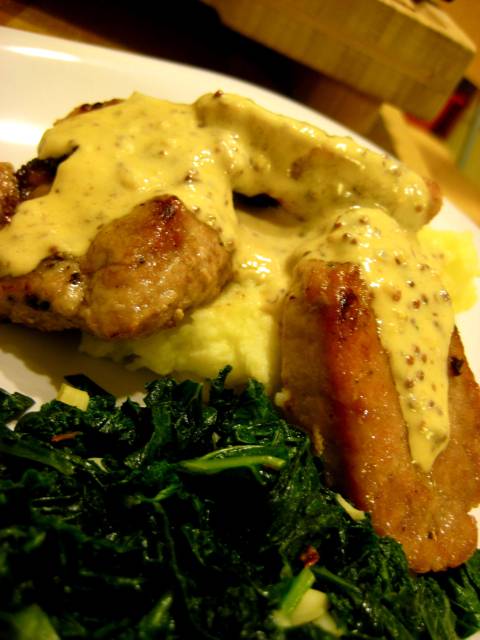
(81, 229), (478, 390)
(81, 280), (281, 390)
(418, 229), (480, 314)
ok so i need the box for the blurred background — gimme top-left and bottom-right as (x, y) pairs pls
(0, 0), (479, 221)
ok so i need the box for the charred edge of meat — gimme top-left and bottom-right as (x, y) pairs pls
(25, 294), (51, 312)
(69, 272), (82, 285)
(0, 195), (17, 225)
(0, 163), (20, 227)
(15, 156), (70, 201)
(61, 98), (123, 121)
(151, 196), (179, 222)
(449, 355), (464, 377)
(338, 287), (358, 319)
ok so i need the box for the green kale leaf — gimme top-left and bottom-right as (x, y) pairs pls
(0, 370), (479, 640)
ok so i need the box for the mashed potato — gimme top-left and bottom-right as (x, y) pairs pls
(81, 279), (281, 390)
(81, 227), (479, 390)
(418, 228), (480, 314)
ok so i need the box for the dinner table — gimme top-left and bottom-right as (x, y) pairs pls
(0, 0), (479, 228)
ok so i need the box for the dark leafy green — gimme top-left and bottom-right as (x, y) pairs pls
(0, 367), (479, 639)
(0, 388), (34, 424)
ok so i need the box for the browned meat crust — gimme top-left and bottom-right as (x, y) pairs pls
(0, 99), (234, 339)
(0, 163), (19, 228)
(57, 98), (122, 122)
(15, 157), (64, 201)
(280, 259), (480, 573)
(81, 195), (232, 338)
(0, 195), (232, 339)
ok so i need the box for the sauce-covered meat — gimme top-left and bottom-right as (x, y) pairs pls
(0, 196), (232, 339)
(0, 93), (477, 573)
(280, 259), (480, 572)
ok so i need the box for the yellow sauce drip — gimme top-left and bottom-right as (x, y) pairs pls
(0, 92), (453, 471)
(0, 92), (432, 277)
(0, 94), (238, 276)
(295, 208), (454, 471)
(234, 207), (299, 305)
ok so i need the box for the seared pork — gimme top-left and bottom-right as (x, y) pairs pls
(1, 94), (478, 575)
(281, 259), (480, 572)
(0, 196), (232, 339)
(0, 163), (19, 228)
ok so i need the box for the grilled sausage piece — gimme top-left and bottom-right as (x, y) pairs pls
(281, 259), (480, 573)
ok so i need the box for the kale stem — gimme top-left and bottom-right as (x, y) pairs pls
(179, 454), (285, 474)
(281, 568), (316, 618)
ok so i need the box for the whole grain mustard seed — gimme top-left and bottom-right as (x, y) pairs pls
(289, 206), (453, 472)
(419, 420), (428, 433)
(392, 290), (402, 301)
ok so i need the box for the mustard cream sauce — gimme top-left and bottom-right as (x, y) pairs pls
(294, 208), (454, 471)
(0, 92), (453, 470)
(0, 92), (432, 277)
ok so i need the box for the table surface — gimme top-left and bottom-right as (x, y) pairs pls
(1, 0), (479, 225)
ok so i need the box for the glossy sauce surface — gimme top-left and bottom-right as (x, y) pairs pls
(0, 92), (432, 277)
(0, 92), (453, 470)
(295, 208), (454, 471)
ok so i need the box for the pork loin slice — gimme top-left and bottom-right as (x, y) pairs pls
(281, 259), (480, 572)
(0, 195), (233, 339)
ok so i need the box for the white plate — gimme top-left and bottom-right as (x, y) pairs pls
(0, 30), (480, 634)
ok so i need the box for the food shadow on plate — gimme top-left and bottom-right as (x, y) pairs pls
(0, 324), (155, 400)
